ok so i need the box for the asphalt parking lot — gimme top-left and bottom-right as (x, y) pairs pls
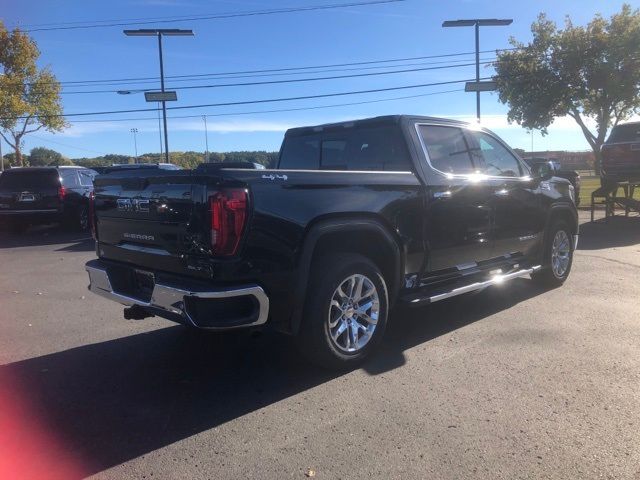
(1, 210), (639, 480)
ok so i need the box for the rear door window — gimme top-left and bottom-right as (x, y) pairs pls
(0, 170), (60, 190)
(60, 169), (81, 188)
(417, 125), (478, 175)
(333, 126), (411, 171)
(78, 169), (96, 186)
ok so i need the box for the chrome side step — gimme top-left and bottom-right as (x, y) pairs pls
(406, 266), (542, 305)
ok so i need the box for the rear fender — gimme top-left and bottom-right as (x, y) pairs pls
(290, 218), (402, 335)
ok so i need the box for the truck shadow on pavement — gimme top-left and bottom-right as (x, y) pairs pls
(0, 224), (94, 251)
(0, 278), (548, 477)
(577, 216), (640, 250)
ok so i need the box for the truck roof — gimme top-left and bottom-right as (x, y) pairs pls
(284, 114), (471, 136)
(2, 166), (88, 172)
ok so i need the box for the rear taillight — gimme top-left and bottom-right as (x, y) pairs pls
(209, 189), (248, 256)
(58, 185), (67, 201)
(89, 191), (96, 239)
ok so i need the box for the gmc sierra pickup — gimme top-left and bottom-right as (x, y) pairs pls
(85, 115), (578, 369)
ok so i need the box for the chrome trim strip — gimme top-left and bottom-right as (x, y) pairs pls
(85, 264), (269, 330)
(433, 190), (452, 199)
(573, 234), (579, 250)
(118, 243), (172, 256)
(456, 261), (477, 271)
(426, 266), (541, 303)
(0, 209), (58, 214)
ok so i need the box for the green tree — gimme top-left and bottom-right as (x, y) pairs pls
(2, 152), (28, 167)
(0, 22), (66, 166)
(494, 4), (640, 173)
(28, 146), (69, 166)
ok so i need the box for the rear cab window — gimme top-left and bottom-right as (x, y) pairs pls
(279, 125), (412, 171)
(606, 124), (640, 144)
(0, 169), (60, 190)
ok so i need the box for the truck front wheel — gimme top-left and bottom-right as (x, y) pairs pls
(296, 253), (389, 370)
(531, 220), (574, 287)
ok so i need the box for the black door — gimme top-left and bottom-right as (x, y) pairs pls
(59, 168), (86, 213)
(416, 124), (494, 273)
(464, 130), (544, 260)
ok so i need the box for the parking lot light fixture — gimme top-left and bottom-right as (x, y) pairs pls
(123, 29), (194, 163)
(442, 18), (513, 122)
(130, 128), (139, 162)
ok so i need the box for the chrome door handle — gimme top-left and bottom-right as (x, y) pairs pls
(433, 190), (452, 199)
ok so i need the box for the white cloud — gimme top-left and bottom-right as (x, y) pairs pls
(57, 121), (134, 137)
(58, 118), (295, 137)
(441, 113), (640, 132)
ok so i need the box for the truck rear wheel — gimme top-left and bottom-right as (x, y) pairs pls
(296, 253), (388, 370)
(531, 220), (574, 287)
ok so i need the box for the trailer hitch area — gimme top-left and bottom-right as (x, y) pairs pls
(123, 305), (155, 321)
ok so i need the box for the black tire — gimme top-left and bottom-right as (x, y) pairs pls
(531, 220), (574, 287)
(295, 253), (389, 370)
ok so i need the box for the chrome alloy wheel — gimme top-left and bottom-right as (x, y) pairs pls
(79, 207), (89, 231)
(327, 274), (380, 353)
(551, 230), (571, 278)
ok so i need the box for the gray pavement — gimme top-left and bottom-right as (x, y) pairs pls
(0, 210), (639, 479)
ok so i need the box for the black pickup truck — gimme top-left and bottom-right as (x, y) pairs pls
(86, 115), (578, 368)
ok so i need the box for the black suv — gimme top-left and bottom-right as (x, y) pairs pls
(0, 166), (97, 232)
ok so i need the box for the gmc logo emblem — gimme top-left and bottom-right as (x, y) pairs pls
(117, 198), (150, 213)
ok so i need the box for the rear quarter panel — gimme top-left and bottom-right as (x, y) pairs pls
(222, 169), (425, 329)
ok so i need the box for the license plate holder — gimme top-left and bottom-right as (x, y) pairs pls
(19, 193), (35, 202)
(133, 269), (155, 298)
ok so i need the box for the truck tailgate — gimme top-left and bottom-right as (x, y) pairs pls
(93, 170), (218, 276)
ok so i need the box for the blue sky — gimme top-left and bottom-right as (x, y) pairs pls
(3, 0), (637, 158)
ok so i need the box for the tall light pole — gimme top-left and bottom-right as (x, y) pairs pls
(442, 18), (512, 123)
(124, 28), (194, 163)
(157, 103), (163, 159)
(130, 128), (139, 162)
(202, 115), (209, 162)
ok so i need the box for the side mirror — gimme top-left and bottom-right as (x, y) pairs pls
(531, 162), (553, 180)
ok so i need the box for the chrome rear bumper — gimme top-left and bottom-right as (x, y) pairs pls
(85, 262), (269, 330)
